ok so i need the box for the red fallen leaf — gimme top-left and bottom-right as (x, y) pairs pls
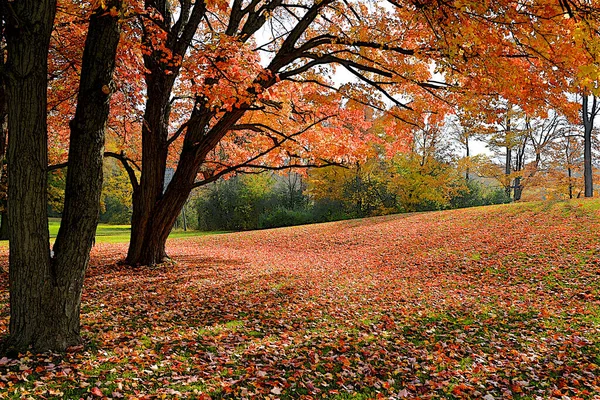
(451, 386), (463, 396)
(511, 384), (522, 393)
(338, 355), (351, 367)
(66, 344), (84, 353)
(91, 387), (104, 397)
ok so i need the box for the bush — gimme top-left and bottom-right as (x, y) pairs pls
(450, 180), (486, 209)
(258, 208), (314, 229)
(483, 187), (512, 205)
(196, 175), (277, 231)
(450, 180), (512, 209)
(100, 195), (132, 224)
(311, 198), (351, 222)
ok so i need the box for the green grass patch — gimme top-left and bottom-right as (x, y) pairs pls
(0, 220), (226, 246)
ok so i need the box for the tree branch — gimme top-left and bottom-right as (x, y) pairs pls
(48, 152), (141, 189)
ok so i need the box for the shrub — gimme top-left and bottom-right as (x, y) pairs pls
(258, 208), (313, 229)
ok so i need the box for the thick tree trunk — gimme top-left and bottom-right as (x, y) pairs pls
(50, 0), (123, 349)
(126, 75), (173, 265)
(4, 0), (57, 351)
(0, 80), (7, 241)
(127, 148), (197, 265)
(4, 0), (122, 352)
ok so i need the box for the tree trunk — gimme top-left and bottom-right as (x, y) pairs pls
(568, 166), (573, 199)
(465, 135), (470, 181)
(127, 148), (197, 265)
(50, 0), (123, 349)
(505, 146), (512, 199)
(0, 122), (7, 241)
(582, 95), (595, 198)
(5, 0), (122, 352)
(513, 177), (522, 201)
(584, 122), (593, 197)
(125, 5), (197, 265)
(126, 6), (180, 264)
(0, 26), (9, 241)
(0, 210), (8, 241)
(126, 75), (173, 265)
(4, 0), (57, 351)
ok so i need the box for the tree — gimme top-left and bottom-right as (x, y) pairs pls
(3, 0), (123, 351)
(307, 159), (396, 217)
(119, 0), (447, 265)
(548, 126), (585, 199)
(3, 0), (58, 351)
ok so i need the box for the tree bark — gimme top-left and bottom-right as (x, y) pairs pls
(127, 143), (199, 265)
(50, 0), (123, 349)
(568, 166), (573, 199)
(4, 0), (57, 351)
(0, 210), (8, 241)
(582, 95), (595, 198)
(0, 58), (8, 241)
(126, 73), (174, 265)
(4, 0), (122, 352)
(513, 137), (526, 201)
(465, 135), (470, 182)
(505, 146), (512, 199)
(513, 177), (522, 201)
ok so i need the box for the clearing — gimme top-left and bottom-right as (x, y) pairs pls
(1, 200), (600, 399)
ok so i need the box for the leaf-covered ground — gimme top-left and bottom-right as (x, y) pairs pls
(2, 200), (600, 399)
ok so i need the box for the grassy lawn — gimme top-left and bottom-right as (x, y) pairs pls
(1, 199), (600, 398)
(0, 218), (222, 246)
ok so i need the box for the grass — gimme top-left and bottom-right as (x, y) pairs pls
(0, 218), (224, 246)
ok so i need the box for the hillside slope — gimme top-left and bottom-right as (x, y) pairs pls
(1, 200), (600, 398)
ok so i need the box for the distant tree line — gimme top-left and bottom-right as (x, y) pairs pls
(194, 155), (511, 232)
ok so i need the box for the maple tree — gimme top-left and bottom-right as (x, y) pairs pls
(114, 0), (452, 265)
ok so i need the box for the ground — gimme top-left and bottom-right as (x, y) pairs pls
(1, 200), (600, 399)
